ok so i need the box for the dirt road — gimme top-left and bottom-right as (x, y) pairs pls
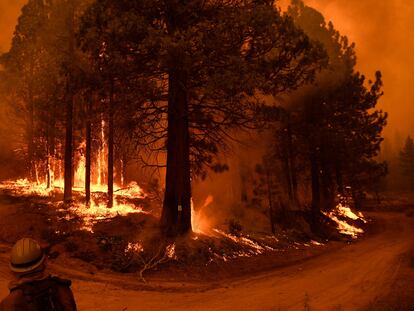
(0, 212), (413, 311)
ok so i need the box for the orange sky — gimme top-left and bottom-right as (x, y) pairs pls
(1, 0), (414, 141)
(0, 0), (27, 52)
(279, 0), (414, 143)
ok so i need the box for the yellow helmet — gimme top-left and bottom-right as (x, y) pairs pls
(10, 238), (46, 273)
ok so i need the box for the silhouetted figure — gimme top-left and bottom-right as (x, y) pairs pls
(0, 238), (77, 311)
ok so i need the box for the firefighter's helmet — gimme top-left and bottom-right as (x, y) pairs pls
(10, 238), (46, 273)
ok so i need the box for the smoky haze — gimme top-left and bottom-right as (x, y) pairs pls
(278, 0), (414, 151)
(0, 0), (27, 52)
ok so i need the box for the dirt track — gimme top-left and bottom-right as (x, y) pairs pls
(0, 212), (413, 311)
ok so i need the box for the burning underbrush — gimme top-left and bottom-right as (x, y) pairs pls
(0, 181), (367, 281)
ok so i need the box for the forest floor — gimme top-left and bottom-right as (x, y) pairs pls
(0, 196), (412, 310)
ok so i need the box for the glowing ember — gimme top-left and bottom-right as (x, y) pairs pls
(311, 240), (323, 246)
(213, 229), (274, 254)
(166, 243), (176, 259)
(126, 242), (144, 253)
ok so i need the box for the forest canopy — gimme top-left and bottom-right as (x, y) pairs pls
(0, 0), (387, 236)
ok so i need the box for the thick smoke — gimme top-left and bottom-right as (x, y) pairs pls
(305, 0), (414, 140)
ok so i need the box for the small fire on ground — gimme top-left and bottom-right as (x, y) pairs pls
(323, 202), (367, 238)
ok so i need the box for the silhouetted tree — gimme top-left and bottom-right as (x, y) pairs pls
(79, 0), (324, 234)
(282, 0), (387, 214)
(399, 136), (414, 189)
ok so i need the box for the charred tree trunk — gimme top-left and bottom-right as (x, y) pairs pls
(107, 83), (114, 208)
(27, 85), (35, 182)
(85, 94), (92, 205)
(310, 151), (320, 216)
(161, 49), (192, 235)
(64, 91), (74, 202)
(63, 0), (75, 204)
(335, 159), (344, 195)
(46, 98), (56, 189)
(320, 148), (335, 211)
(265, 169), (276, 235)
(121, 154), (127, 187)
(285, 119), (299, 207)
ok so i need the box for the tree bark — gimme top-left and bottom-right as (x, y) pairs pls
(48, 95), (57, 189)
(27, 83), (35, 181)
(285, 119), (299, 207)
(107, 83), (114, 208)
(335, 159), (344, 195)
(265, 169), (275, 235)
(121, 154), (127, 187)
(85, 93), (92, 205)
(320, 148), (334, 211)
(310, 151), (320, 215)
(161, 49), (192, 235)
(63, 0), (74, 204)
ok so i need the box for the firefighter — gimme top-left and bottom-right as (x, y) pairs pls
(0, 238), (77, 311)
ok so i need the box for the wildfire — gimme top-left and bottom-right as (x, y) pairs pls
(0, 127), (147, 233)
(125, 242), (144, 254)
(64, 200), (146, 232)
(191, 195), (214, 233)
(213, 229), (274, 255)
(166, 243), (177, 259)
(0, 178), (54, 197)
(324, 202), (366, 238)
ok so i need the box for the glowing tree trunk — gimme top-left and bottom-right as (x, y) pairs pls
(63, 0), (75, 203)
(161, 51), (192, 235)
(85, 95), (92, 205)
(27, 85), (35, 181)
(107, 86), (114, 208)
(48, 96), (57, 189)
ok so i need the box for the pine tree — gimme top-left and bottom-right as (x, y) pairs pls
(79, 0), (325, 234)
(284, 0), (387, 213)
(399, 136), (414, 188)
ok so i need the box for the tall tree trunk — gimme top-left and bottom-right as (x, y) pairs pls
(27, 85), (35, 181)
(310, 151), (320, 216)
(285, 119), (299, 207)
(64, 91), (74, 203)
(63, 0), (74, 204)
(121, 154), (127, 187)
(85, 93), (92, 205)
(320, 148), (334, 211)
(265, 169), (275, 235)
(335, 159), (344, 195)
(107, 83), (114, 208)
(161, 49), (192, 235)
(47, 95), (57, 189)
